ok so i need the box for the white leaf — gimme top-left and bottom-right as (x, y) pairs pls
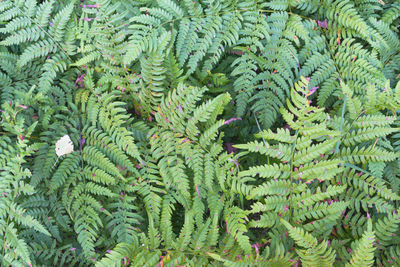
(55, 135), (74, 157)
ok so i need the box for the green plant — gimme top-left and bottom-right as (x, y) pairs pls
(1, 0), (400, 266)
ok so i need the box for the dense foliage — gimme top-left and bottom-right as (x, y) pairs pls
(1, 0), (400, 266)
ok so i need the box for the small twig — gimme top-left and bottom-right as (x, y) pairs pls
(254, 114), (267, 147)
(287, 48), (301, 75)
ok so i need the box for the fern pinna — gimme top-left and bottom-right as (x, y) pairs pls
(1, 0), (400, 266)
